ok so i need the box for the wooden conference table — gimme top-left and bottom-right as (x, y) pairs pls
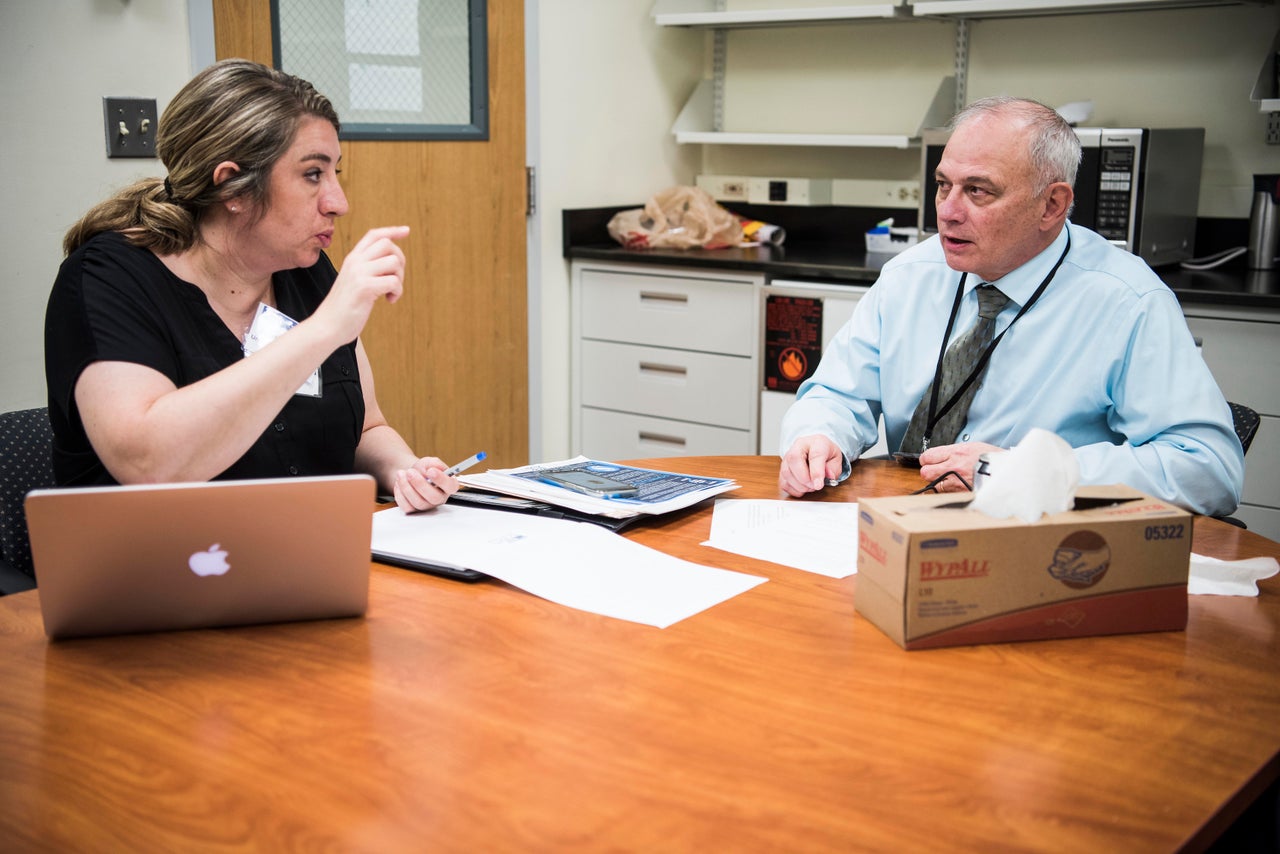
(1, 457), (1278, 852)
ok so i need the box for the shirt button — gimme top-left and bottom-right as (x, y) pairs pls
(274, 422), (285, 432)
(341, 365), (350, 376)
(961, 433), (971, 442)
(288, 465), (299, 475)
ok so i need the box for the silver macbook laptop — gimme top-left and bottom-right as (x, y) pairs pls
(25, 475), (375, 640)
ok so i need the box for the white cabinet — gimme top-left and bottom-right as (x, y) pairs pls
(571, 262), (763, 460)
(1183, 302), (1280, 541)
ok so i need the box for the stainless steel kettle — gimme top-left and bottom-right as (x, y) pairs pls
(1247, 173), (1280, 270)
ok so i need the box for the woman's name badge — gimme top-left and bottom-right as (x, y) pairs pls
(243, 303), (321, 397)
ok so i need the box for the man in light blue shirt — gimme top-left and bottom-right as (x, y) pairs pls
(779, 96), (1244, 517)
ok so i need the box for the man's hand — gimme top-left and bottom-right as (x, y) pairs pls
(918, 441), (1002, 492)
(780, 435), (845, 497)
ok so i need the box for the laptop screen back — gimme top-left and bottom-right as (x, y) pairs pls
(25, 475), (374, 639)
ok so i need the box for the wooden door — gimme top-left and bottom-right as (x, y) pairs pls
(212, 0), (529, 470)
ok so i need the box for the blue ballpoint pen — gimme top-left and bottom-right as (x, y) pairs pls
(443, 451), (487, 477)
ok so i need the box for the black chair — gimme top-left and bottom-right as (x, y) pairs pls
(1230, 401), (1260, 456)
(1215, 402), (1261, 530)
(0, 407), (55, 595)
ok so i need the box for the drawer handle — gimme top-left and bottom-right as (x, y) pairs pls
(638, 361), (688, 379)
(639, 291), (690, 306)
(638, 431), (687, 448)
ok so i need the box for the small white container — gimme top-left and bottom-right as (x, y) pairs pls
(865, 226), (920, 255)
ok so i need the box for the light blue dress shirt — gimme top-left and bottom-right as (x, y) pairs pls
(780, 223), (1245, 516)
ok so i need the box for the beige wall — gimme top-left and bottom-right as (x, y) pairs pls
(0, 0), (195, 412)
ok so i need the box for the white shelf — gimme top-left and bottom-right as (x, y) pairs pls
(652, 1), (910, 27)
(676, 129), (919, 146)
(910, 0), (1264, 16)
(671, 76), (956, 148)
(1251, 28), (1279, 112)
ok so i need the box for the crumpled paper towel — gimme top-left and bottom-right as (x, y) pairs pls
(1188, 553), (1279, 596)
(969, 428), (1079, 523)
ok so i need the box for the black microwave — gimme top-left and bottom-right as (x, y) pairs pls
(918, 126), (1205, 267)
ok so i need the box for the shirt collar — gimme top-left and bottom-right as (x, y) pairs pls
(961, 226), (1070, 309)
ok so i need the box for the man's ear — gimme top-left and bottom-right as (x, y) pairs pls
(1042, 182), (1073, 230)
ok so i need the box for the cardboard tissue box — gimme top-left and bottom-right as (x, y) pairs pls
(855, 485), (1192, 650)
(865, 219), (920, 255)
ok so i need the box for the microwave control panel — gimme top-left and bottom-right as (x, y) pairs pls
(1095, 143), (1137, 241)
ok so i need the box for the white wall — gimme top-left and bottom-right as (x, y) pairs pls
(701, 5), (1279, 214)
(0, 0), (194, 412)
(966, 6), (1280, 217)
(533, 1), (703, 461)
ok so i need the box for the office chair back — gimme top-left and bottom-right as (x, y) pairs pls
(1229, 402), (1260, 456)
(0, 407), (55, 593)
(1214, 402), (1261, 530)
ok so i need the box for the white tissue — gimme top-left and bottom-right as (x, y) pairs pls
(968, 428), (1079, 523)
(1188, 553), (1279, 597)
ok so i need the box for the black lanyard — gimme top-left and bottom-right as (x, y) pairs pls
(920, 232), (1072, 449)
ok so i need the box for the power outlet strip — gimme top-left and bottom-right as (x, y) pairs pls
(695, 174), (750, 202)
(831, 179), (921, 209)
(746, 177), (833, 206)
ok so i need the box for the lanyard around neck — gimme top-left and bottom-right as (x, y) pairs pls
(920, 232), (1072, 448)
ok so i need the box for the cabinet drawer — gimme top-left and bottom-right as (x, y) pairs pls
(1233, 504), (1280, 545)
(580, 408), (755, 460)
(580, 269), (755, 355)
(579, 340), (755, 429)
(1183, 316), (1280, 416)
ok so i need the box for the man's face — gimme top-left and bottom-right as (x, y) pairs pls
(933, 114), (1052, 282)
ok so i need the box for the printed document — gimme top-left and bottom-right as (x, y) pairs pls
(702, 499), (859, 578)
(460, 456), (738, 519)
(372, 504), (766, 628)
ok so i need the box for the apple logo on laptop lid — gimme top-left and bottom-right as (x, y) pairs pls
(188, 544), (231, 577)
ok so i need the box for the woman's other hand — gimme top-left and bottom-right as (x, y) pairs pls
(392, 455), (459, 513)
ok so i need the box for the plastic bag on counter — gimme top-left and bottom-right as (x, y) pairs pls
(607, 186), (744, 250)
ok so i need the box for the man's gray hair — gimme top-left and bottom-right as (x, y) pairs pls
(949, 95), (1082, 196)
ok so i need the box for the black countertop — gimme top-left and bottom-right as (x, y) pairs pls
(563, 205), (1280, 311)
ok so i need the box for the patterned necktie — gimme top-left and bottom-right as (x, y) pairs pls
(899, 285), (1010, 453)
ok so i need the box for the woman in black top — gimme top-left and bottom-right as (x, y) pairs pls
(46, 59), (458, 513)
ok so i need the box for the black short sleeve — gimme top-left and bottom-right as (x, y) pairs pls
(45, 232), (364, 486)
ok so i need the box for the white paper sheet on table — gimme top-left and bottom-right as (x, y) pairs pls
(371, 504), (766, 628)
(702, 499), (859, 578)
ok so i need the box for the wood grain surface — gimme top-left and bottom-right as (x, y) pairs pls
(1, 458), (1277, 852)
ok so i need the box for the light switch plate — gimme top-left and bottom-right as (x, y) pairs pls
(103, 97), (159, 158)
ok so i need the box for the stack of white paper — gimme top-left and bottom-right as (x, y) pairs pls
(372, 503), (766, 628)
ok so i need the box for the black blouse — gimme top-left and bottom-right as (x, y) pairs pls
(45, 231), (364, 486)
